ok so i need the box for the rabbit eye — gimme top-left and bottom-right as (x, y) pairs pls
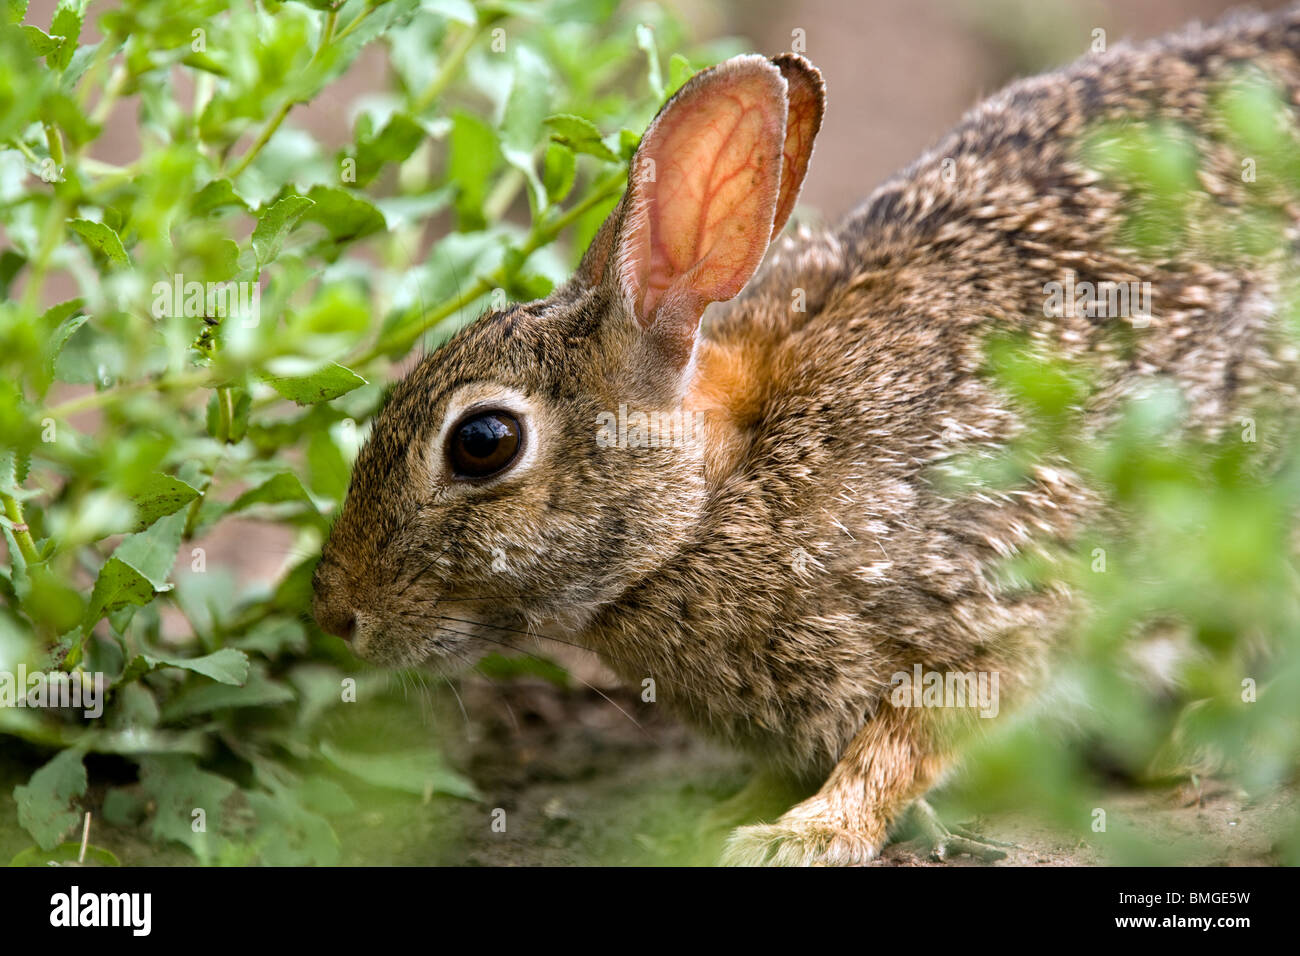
(447, 410), (522, 479)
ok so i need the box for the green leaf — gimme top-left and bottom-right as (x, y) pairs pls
(319, 740), (481, 801)
(192, 179), (249, 216)
(47, 0), (88, 71)
(6, 0), (30, 26)
(307, 427), (350, 502)
(251, 194), (315, 265)
(667, 53), (693, 96)
(500, 44), (552, 211)
(216, 471), (323, 530)
(288, 663), (345, 728)
(14, 746), (87, 850)
(228, 473), (307, 510)
(37, 298), (87, 395)
(81, 509), (187, 635)
(106, 681), (159, 729)
(296, 775), (354, 815)
(84, 558), (155, 628)
(263, 362), (367, 405)
(233, 617), (307, 658)
(10, 841), (120, 867)
(271, 555), (319, 616)
(375, 186), (454, 229)
(126, 473), (202, 532)
(67, 218), (129, 264)
(112, 509), (186, 589)
(501, 45), (551, 152)
(22, 25), (60, 56)
(542, 141), (576, 204)
(244, 789), (339, 865)
(301, 185), (386, 246)
(40, 90), (97, 149)
(448, 110), (500, 229)
(121, 647), (251, 687)
(351, 111), (424, 186)
(618, 127), (640, 161)
(292, 284), (371, 338)
(102, 787), (147, 827)
(544, 114), (619, 162)
(92, 728), (210, 756)
(137, 755), (239, 862)
(160, 667), (295, 722)
(0, 249), (25, 298)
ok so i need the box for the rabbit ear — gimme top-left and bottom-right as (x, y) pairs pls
(770, 54), (825, 240)
(610, 55), (792, 369)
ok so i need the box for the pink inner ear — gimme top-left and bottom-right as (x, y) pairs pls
(625, 62), (787, 329)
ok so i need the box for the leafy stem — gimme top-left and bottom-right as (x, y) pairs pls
(225, 6), (347, 179)
(227, 99), (294, 180)
(413, 16), (495, 115)
(217, 386), (235, 443)
(2, 491), (41, 566)
(43, 125), (64, 168)
(356, 168), (625, 364)
(332, 2), (375, 44)
(45, 368), (216, 419)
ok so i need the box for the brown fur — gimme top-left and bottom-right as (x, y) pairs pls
(316, 8), (1300, 865)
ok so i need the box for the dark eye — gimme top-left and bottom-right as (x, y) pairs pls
(448, 410), (522, 479)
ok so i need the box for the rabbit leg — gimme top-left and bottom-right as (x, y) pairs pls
(720, 708), (943, 866)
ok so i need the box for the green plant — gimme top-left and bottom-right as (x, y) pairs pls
(0, 0), (739, 864)
(935, 70), (1300, 864)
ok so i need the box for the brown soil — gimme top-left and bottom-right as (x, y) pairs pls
(331, 671), (1295, 867)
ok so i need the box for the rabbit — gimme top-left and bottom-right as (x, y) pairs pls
(313, 6), (1300, 866)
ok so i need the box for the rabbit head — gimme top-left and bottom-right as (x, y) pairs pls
(312, 53), (825, 667)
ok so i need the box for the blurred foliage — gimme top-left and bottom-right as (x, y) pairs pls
(937, 68), (1300, 864)
(0, 0), (740, 865)
(4, 0), (1298, 870)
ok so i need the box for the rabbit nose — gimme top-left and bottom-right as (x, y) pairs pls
(309, 564), (356, 639)
(332, 613), (357, 642)
(312, 587), (357, 641)
(316, 604), (356, 641)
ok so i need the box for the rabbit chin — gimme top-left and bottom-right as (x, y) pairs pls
(351, 612), (490, 671)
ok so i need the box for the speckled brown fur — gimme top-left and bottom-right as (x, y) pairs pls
(316, 9), (1300, 865)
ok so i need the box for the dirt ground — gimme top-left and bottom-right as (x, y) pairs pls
(327, 670), (1296, 867)
(1, 664), (1292, 866)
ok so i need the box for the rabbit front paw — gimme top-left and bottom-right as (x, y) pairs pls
(720, 819), (882, 866)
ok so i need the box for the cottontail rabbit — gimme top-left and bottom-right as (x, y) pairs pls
(314, 7), (1300, 865)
